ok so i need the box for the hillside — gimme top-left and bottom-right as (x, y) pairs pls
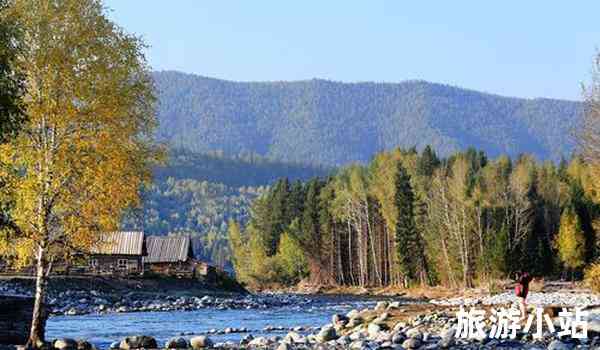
(122, 149), (330, 269)
(153, 71), (582, 166)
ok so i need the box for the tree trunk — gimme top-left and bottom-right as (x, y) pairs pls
(27, 244), (48, 349)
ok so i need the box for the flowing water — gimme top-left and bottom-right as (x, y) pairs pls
(47, 295), (389, 349)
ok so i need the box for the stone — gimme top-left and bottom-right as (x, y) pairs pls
(375, 301), (389, 311)
(336, 336), (351, 345)
(276, 343), (291, 350)
(547, 340), (573, 350)
(190, 336), (213, 349)
(373, 312), (389, 325)
(346, 309), (360, 319)
(391, 332), (406, 344)
(119, 336), (158, 350)
(247, 337), (269, 347)
(405, 328), (422, 340)
(239, 334), (253, 346)
(283, 332), (305, 344)
(438, 327), (455, 348)
(392, 322), (406, 332)
(53, 338), (77, 350)
(349, 340), (368, 350)
(164, 337), (188, 349)
(316, 325), (338, 342)
(367, 323), (381, 338)
(402, 337), (421, 349)
(76, 340), (94, 350)
(347, 316), (364, 328)
(387, 301), (401, 310)
(332, 313), (349, 326)
(590, 319), (600, 337)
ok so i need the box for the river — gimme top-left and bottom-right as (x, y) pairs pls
(46, 295), (388, 349)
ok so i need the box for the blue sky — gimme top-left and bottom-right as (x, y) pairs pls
(104, 1), (600, 101)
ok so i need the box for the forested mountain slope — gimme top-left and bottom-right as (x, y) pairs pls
(153, 71), (582, 166)
(122, 149), (329, 269)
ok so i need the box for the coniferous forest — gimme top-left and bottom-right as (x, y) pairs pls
(229, 146), (600, 289)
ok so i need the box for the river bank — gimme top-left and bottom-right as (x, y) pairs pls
(43, 295), (600, 350)
(6, 278), (600, 349)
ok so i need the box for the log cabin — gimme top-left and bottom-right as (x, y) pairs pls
(88, 231), (147, 275)
(144, 235), (216, 280)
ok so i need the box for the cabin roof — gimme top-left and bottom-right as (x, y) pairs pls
(91, 231), (146, 256)
(144, 235), (193, 263)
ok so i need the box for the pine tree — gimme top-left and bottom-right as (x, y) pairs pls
(298, 179), (324, 281)
(416, 145), (440, 177)
(394, 162), (418, 287)
(263, 178), (290, 255)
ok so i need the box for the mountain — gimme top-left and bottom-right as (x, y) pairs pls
(153, 71), (582, 166)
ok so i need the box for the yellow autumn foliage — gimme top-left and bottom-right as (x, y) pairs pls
(555, 208), (586, 270)
(0, 0), (162, 268)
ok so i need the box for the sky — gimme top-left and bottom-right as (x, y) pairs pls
(103, 1), (600, 101)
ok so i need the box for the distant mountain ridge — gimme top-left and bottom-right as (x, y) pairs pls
(153, 71), (582, 166)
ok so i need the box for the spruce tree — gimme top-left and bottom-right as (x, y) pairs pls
(394, 162), (418, 287)
(264, 178), (290, 256)
(416, 145), (440, 177)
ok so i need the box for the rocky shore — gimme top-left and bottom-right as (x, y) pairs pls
(0, 279), (311, 316)
(36, 299), (600, 350)
(431, 291), (600, 308)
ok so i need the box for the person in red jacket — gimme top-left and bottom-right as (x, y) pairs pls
(515, 271), (532, 319)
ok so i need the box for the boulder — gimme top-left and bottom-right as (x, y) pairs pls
(387, 301), (401, 310)
(336, 336), (351, 345)
(76, 340), (95, 350)
(367, 323), (381, 338)
(316, 325), (338, 342)
(346, 309), (360, 319)
(349, 340), (369, 350)
(240, 334), (253, 346)
(438, 327), (455, 348)
(119, 336), (158, 350)
(405, 328), (422, 340)
(402, 337), (421, 349)
(332, 313), (349, 326)
(283, 332), (306, 344)
(247, 337), (269, 347)
(276, 343), (291, 350)
(547, 340), (574, 350)
(347, 316), (364, 328)
(53, 338), (77, 350)
(373, 312), (389, 324)
(164, 337), (189, 349)
(374, 301), (389, 312)
(190, 336), (213, 349)
(391, 332), (406, 344)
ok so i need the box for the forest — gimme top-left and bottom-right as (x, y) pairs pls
(153, 71), (581, 166)
(229, 146), (600, 289)
(121, 148), (329, 269)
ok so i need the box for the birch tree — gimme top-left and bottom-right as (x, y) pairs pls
(0, 0), (160, 346)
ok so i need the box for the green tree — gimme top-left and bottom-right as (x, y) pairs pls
(0, 0), (23, 143)
(263, 178), (290, 256)
(0, 0), (24, 236)
(416, 145), (440, 177)
(394, 162), (419, 287)
(275, 228), (308, 284)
